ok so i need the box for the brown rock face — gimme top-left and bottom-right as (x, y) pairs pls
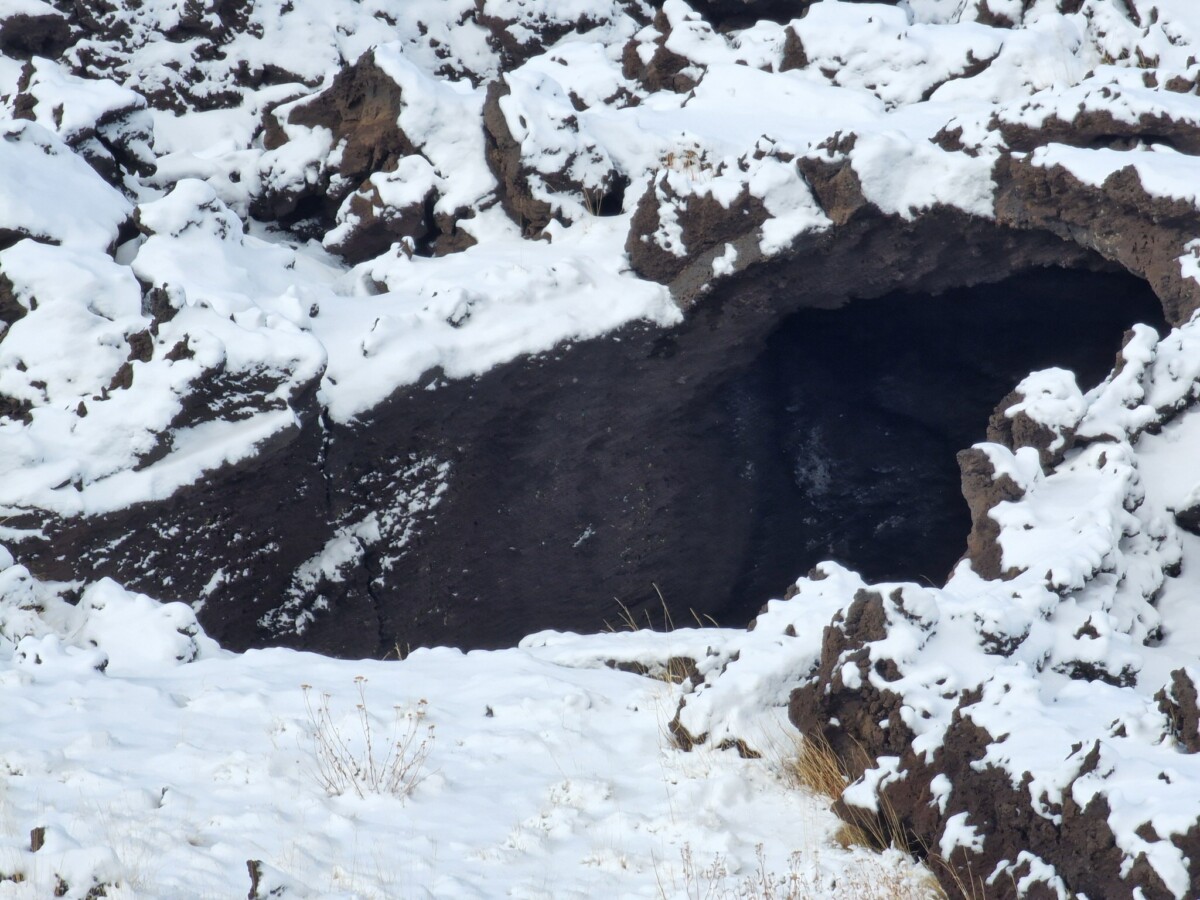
(322, 180), (436, 263)
(481, 79), (556, 234)
(789, 589), (915, 771)
(481, 79), (627, 235)
(957, 447), (1026, 581)
(789, 597), (1187, 899)
(986, 389), (1077, 470)
(994, 155), (1200, 325)
(254, 50), (420, 227)
(621, 10), (702, 93)
(475, 1), (610, 72)
(1157, 668), (1200, 752)
(0, 273), (27, 330)
(996, 108), (1200, 156)
(625, 176), (770, 289)
(778, 25), (808, 72)
(253, 51), (481, 258)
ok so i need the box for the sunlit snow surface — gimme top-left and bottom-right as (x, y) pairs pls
(0, 575), (934, 898)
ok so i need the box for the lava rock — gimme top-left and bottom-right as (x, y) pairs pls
(621, 9), (704, 93)
(994, 155), (1200, 326)
(957, 446), (1027, 581)
(625, 172), (769, 287)
(986, 371), (1084, 471)
(322, 161), (440, 263)
(254, 50), (422, 228)
(482, 77), (626, 235)
(0, 4), (72, 60)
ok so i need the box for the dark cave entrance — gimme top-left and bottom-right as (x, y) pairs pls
(714, 266), (1166, 626)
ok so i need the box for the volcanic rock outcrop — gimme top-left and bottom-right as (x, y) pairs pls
(4, 0), (1200, 895)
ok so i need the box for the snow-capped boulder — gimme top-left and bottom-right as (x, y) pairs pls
(1157, 666), (1200, 753)
(475, 0), (638, 71)
(483, 74), (629, 234)
(0, 120), (132, 251)
(7, 56), (154, 185)
(621, 7), (708, 94)
(253, 45), (491, 257)
(986, 368), (1086, 470)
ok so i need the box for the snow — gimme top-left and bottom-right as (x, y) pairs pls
(0, 121), (131, 251)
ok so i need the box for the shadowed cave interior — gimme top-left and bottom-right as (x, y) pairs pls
(714, 265), (1166, 627)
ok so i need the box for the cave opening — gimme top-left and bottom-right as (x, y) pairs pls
(714, 265), (1167, 627)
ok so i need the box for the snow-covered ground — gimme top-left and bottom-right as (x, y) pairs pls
(0, 574), (937, 898)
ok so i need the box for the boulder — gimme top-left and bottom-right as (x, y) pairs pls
(0, 2), (71, 60)
(254, 50), (422, 228)
(482, 76), (627, 235)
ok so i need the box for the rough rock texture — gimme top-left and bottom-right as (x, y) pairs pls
(253, 51), (420, 229)
(8, 58), (155, 186)
(10, 229), (1140, 658)
(476, 0), (617, 71)
(994, 156), (1200, 326)
(321, 176), (438, 262)
(1157, 667), (1200, 753)
(626, 173), (769, 288)
(787, 592), (1186, 899)
(0, 6), (71, 60)
(622, 9), (703, 93)
(629, 138), (1200, 329)
(956, 446), (1027, 582)
(769, 318), (1199, 896)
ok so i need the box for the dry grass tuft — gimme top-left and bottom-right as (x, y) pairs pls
(779, 727), (847, 800)
(656, 842), (944, 900)
(776, 727), (913, 855)
(301, 677), (434, 800)
(603, 588), (716, 685)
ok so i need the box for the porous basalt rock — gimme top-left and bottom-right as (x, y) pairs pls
(0, 7), (72, 60)
(789, 600), (1192, 898)
(482, 79), (557, 234)
(252, 50), (481, 258)
(482, 78), (626, 234)
(993, 155), (1200, 326)
(322, 174), (437, 263)
(986, 386), (1079, 470)
(254, 50), (421, 227)
(0, 273), (26, 330)
(1157, 667), (1200, 752)
(621, 10), (702, 94)
(777, 25), (807, 72)
(957, 447), (1026, 581)
(789, 590), (915, 769)
(625, 175), (770, 289)
(996, 108), (1200, 156)
(475, 1), (610, 72)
